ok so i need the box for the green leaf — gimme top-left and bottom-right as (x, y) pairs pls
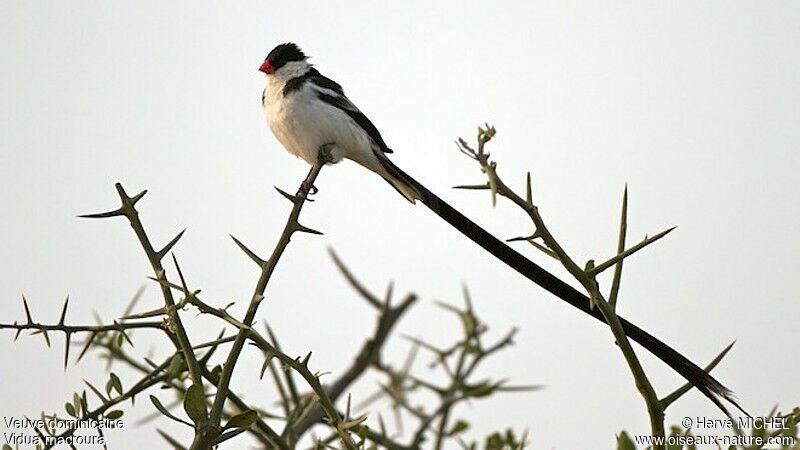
(448, 420), (470, 436)
(616, 431), (636, 450)
(224, 410), (258, 429)
(73, 392), (82, 417)
(106, 372), (122, 397)
(357, 425), (370, 440)
(183, 384), (207, 425)
(461, 312), (476, 336)
(485, 432), (503, 450)
(105, 410), (124, 420)
(3, 444), (13, 450)
(149, 395), (193, 427)
(210, 364), (222, 381)
(167, 354), (184, 379)
(65, 402), (76, 418)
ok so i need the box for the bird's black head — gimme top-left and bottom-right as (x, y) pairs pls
(259, 43), (307, 74)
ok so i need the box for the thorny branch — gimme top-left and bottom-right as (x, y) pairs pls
(2, 148), (538, 449)
(80, 183), (203, 388)
(8, 127), (750, 450)
(202, 161), (326, 448)
(454, 124), (736, 450)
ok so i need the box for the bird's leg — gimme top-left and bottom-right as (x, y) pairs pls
(300, 143), (334, 195)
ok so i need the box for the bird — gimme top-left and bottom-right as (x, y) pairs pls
(258, 42), (744, 417)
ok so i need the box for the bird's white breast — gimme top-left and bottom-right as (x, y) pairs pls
(263, 75), (374, 167)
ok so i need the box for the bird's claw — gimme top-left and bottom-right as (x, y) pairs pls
(300, 181), (318, 200)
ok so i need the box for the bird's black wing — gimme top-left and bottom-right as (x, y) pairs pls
(307, 70), (393, 153)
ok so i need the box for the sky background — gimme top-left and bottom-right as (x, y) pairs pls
(1, 1), (798, 449)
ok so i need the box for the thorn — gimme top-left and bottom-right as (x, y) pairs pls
(113, 182), (128, 199)
(76, 332), (98, 363)
(259, 349), (275, 380)
(506, 230), (541, 243)
(171, 253), (190, 295)
(64, 332), (72, 371)
(129, 189), (147, 206)
(119, 306), (168, 320)
(156, 428), (188, 450)
(58, 297), (69, 326)
(156, 229), (186, 261)
(302, 351), (312, 366)
(230, 235), (266, 267)
(13, 322), (22, 342)
(41, 328), (51, 348)
(452, 183), (490, 190)
(295, 224), (323, 235)
(122, 286), (146, 319)
(525, 172), (533, 205)
(274, 186), (297, 203)
(146, 275), (184, 292)
(84, 380), (109, 403)
(199, 329), (227, 365)
(78, 208), (126, 219)
(22, 295), (33, 324)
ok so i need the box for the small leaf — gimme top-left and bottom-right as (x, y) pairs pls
(105, 410), (124, 420)
(358, 425), (370, 440)
(448, 420), (470, 436)
(73, 392), (82, 417)
(183, 384), (207, 425)
(107, 372), (123, 396)
(616, 431), (636, 450)
(210, 364), (222, 381)
(149, 395), (193, 427)
(65, 402), (76, 417)
(224, 410), (258, 429)
(167, 354), (185, 380)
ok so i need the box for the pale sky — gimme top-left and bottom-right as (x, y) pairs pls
(1, 1), (798, 449)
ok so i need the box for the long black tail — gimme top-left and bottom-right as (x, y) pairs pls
(380, 158), (744, 417)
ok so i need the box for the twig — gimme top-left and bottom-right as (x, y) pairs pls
(202, 162), (329, 449)
(291, 250), (417, 438)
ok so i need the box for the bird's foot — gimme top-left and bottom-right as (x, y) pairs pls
(301, 182), (318, 196)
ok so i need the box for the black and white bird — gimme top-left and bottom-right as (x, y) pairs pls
(259, 42), (744, 417)
(260, 43), (419, 202)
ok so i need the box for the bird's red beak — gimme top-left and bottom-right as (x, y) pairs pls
(259, 59), (275, 74)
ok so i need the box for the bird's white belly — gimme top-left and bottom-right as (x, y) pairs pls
(265, 88), (372, 166)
